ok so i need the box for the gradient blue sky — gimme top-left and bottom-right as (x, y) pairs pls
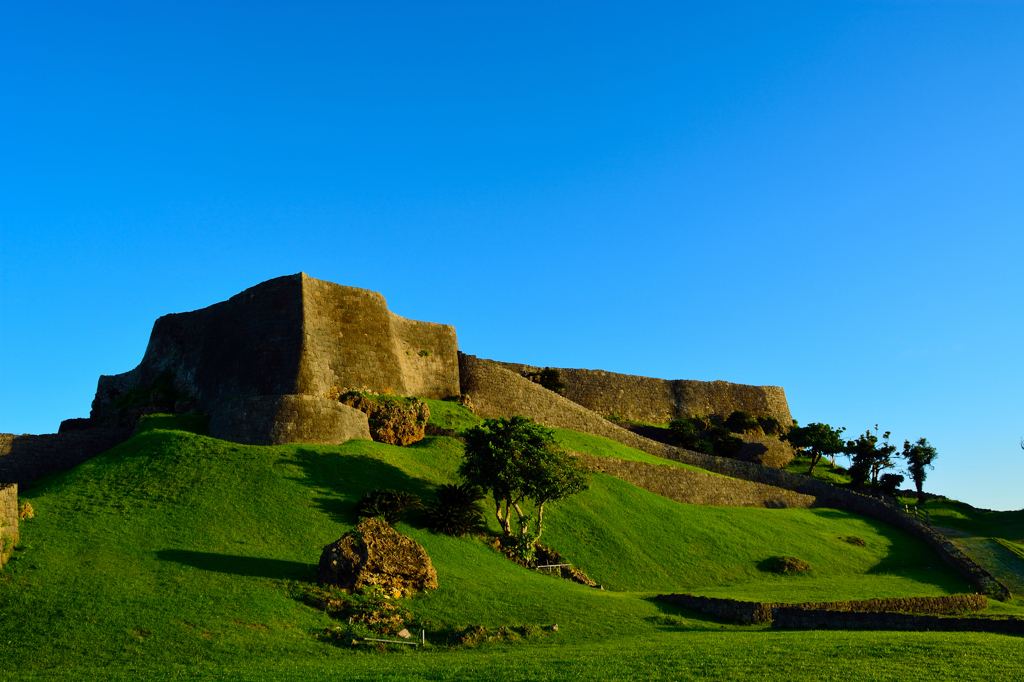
(2, 2), (1022, 510)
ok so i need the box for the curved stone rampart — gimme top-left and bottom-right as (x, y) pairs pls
(208, 395), (370, 446)
(495, 360), (792, 425)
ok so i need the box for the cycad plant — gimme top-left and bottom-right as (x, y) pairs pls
(424, 483), (486, 537)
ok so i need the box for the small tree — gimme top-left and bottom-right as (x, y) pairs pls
(782, 422), (846, 475)
(844, 426), (897, 487)
(459, 416), (589, 544)
(902, 437), (938, 504)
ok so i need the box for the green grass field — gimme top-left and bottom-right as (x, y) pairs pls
(2, 409), (1022, 681)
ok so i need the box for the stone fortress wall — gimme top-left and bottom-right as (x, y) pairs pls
(495, 360), (792, 425)
(457, 352), (1012, 601)
(573, 452), (815, 509)
(298, 276), (459, 401)
(1, 275), (1010, 605)
(1, 483), (17, 565)
(0, 426), (134, 488)
(93, 274), (459, 419)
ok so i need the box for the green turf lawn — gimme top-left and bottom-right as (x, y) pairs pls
(2, 415), (1022, 681)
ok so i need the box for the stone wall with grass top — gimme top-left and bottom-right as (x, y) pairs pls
(0, 483), (17, 565)
(656, 593), (991, 628)
(0, 427), (134, 485)
(573, 452), (815, 509)
(494, 360), (792, 425)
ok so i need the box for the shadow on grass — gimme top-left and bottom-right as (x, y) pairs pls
(643, 596), (755, 630)
(809, 508), (969, 590)
(283, 448), (439, 529)
(157, 549), (316, 580)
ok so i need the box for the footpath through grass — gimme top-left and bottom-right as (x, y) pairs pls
(2, 415), (1021, 681)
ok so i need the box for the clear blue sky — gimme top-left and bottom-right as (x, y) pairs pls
(2, 2), (1021, 510)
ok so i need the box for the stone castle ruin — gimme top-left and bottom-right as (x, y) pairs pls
(1, 272), (792, 482)
(0, 273), (1012, 600)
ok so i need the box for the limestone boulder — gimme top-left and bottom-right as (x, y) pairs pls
(340, 393), (430, 446)
(318, 517), (438, 594)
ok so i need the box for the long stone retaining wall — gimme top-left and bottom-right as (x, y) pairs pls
(495, 360), (793, 426)
(0, 427), (134, 485)
(656, 593), (999, 631)
(573, 452), (815, 509)
(458, 353), (1012, 600)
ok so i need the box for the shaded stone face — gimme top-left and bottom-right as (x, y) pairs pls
(87, 274), (459, 446)
(208, 395), (370, 446)
(91, 274), (460, 419)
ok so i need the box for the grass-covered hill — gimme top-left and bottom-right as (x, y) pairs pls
(2, 402), (1023, 681)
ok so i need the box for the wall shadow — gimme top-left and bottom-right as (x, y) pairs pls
(156, 549), (315, 580)
(283, 447), (438, 529)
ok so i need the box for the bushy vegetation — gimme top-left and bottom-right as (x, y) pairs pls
(355, 489), (422, 525)
(460, 416), (589, 543)
(668, 414), (743, 458)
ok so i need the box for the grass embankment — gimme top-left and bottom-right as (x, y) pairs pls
(2, 410), (1022, 681)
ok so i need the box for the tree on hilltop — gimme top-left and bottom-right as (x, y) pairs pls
(902, 437), (938, 504)
(782, 422), (846, 475)
(844, 426), (897, 487)
(459, 416), (589, 545)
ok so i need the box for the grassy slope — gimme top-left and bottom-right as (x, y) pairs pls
(2, 412), (1023, 680)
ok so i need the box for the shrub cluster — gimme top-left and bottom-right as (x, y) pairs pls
(355, 490), (422, 525)
(424, 483), (486, 537)
(668, 414), (742, 458)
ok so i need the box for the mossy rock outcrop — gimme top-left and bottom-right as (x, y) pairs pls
(318, 517), (438, 595)
(340, 393), (430, 446)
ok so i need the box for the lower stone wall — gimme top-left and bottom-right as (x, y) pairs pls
(772, 608), (1023, 633)
(657, 593), (775, 624)
(458, 352), (1012, 600)
(0, 428), (135, 485)
(208, 394), (371, 446)
(657, 593), (991, 628)
(573, 453), (815, 509)
(0, 483), (17, 567)
(494, 360), (793, 425)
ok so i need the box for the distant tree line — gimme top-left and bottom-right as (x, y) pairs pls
(670, 411), (938, 503)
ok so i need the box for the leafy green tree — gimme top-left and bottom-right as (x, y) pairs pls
(844, 426), (897, 487)
(782, 422), (846, 475)
(459, 416), (589, 543)
(902, 437), (938, 504)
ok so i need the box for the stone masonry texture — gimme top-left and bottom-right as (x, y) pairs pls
(655, 593), (1001, 632)
(573, 452), (815, 509)
(495, 360), (792, 425)
(208, 395), (371, 446)
(0, 428), (135, 486)
(1, 483), (17, 561)
(89, 273), (458, 446)
(91, 274), (459, 417)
